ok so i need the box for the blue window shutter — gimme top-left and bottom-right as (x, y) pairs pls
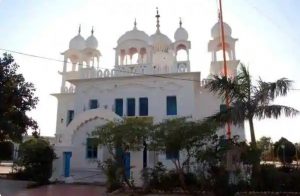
(167, 96), (177, 115)
(166, 149), (179, 160)
(127, 98), (135, 116)
(86, 138), (98, 159)
(115, 99), (123, 116)
(89, 99), (98, 109)
(139, 97), (148, 116)
(67, 110), (74, 125)
(220, 104), (227, 112)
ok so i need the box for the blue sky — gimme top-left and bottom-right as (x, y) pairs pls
(0, 0), (299, 143)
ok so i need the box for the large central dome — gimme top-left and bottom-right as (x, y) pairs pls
(150, 31), (172, 52)
(117, 26), (150, 45)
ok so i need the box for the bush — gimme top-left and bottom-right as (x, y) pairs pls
(251, 165), (300, 192)
(274, 137), (296, 164)
(98, 158), (123, 193)
(17, 138), (56, 184)
(0, 141), (14, 160)
(142, 162), (178, 192)
(142, 162), (201, 193)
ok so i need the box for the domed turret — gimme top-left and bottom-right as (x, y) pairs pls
(174, 18), (188, 41)
(86, 27), (98, 49)
(211, 21), (232, 38)
(69, 25), (86, 50)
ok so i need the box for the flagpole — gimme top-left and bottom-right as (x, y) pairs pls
(219, 0), (231, 139)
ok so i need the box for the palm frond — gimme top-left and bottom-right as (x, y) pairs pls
(255, 104), (299, 120)
(256, 78), (293, 103)
(204, 101), (247, 127)
(205, 75), (247, 102)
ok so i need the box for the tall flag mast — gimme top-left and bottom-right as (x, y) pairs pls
(218, 0), (231, 139)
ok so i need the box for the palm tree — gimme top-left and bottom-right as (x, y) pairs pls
(205, 63), (299, 147)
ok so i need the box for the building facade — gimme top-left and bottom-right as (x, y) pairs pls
(50, 10), (244, 184)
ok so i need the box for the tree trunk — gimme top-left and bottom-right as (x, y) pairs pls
(249, 117), (256, 147)
(248, 117), (262, 189)
(173, 160), (188, 191)
(178, 168), (188, 191)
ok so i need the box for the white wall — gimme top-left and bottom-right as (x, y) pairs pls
(72, 72), (200, 123)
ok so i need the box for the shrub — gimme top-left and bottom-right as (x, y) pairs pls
(274, 137), (296, 164)
(142, 162), (201, 193)
(17, 138), (56, 184)
(142, 162), (178, 192)
(98, 158), (123, 193)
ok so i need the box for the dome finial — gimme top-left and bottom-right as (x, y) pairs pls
(155, 7), (160, 32)
(134, 18), (137, 29)
(91, 26), (94, 35)
(78, 24), (81, 34)
(218, 9), (221, 21)
(179, 17), (182, 28)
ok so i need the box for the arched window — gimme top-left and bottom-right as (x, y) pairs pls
(139, 48), (147, 64)
(124, 54), (131, 65)
(216, 50), (230, 62)
(131, 53), (138, 64)
(176, 49), (188, 61)
(176, 44), (188, 61)
(129, 47), (138, 64)
(215, 43), (232, 61)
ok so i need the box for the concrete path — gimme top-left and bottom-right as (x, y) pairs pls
(0, 179), (107, 196)
(0, 179), (30, 196)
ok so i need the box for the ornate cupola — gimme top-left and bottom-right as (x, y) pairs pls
(208, 15), (239, 78)
(59, 25), (102, 93)
(173, 18), (191, 72)
(115, 19), (150, 66)
(82, 27), (101, 68)
(63, 25), (85, 71)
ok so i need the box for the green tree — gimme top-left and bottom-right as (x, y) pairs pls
(17, 138), (56, 184)
(205, 63), (299, 147)
(274, 137), (296, 164)
(0, 53), (38, 142)
(257, 136), (273, 161)
(93, 117), (152, 189)
(148, 117), (217, 191)
(257, 136), (272, 151)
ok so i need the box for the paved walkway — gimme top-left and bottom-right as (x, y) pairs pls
(0, 179), (107, 196)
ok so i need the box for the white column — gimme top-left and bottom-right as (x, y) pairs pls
(63, 56), (67, 72)
(115, 50), (119, 66)
(233, 48), (236, 60)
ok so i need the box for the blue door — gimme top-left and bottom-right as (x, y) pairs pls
(63, 152), (72, 177)
(124, 152), (130, 179)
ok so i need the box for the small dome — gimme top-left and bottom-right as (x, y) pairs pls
(86, 34), (98, 49)
(174, 27), (188, 41)
(211, 21), (232, 38)
(118, 27), (150, 45)
(150, 32), (172, 51)
(69, 34), (86, 50)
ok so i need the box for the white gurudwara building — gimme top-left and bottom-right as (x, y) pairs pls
(51, 9), (244, 184)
